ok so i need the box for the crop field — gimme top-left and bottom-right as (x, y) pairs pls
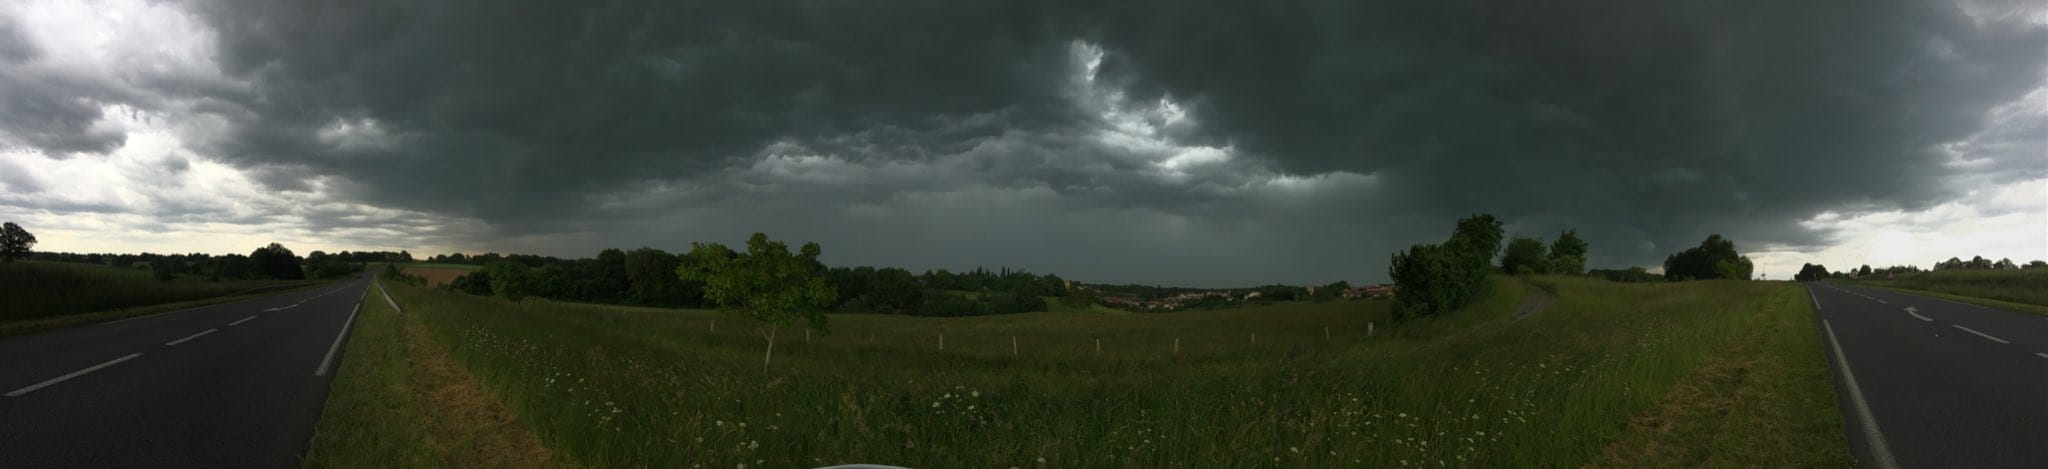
(346, 275), (1845, 467)
(1852, 268), (2048, 312)
(0, 261), (315, 323)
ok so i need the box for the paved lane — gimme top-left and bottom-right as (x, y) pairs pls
(0, 272), (371, 468)
(1808, 282), (2048, 469)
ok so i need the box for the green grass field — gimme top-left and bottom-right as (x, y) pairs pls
(1039, 296), (1130, 314)
(1850, 269), (2048, 314)
(0, 261), (317, 326)
(321, 274), (1848, 467)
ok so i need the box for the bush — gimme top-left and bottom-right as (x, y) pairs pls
(1389, 214), (1504, 320)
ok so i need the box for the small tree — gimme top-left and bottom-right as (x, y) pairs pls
(1, 222), (36, 263)
(1500, 236), (1549, 275)
(679, 233), (838, 371)
(1548, 230), (1588, 275)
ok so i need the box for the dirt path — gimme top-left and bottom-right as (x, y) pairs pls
(1510, 287), (1552, 321)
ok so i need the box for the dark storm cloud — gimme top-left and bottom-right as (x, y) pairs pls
(6, 0), (2045, 283)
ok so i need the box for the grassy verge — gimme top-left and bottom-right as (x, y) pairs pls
(303, 279), (559, 468)
(1592, 282), (1849, 466)
(380, 275), (1842, 467)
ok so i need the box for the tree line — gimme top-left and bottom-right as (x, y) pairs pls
(433, 247), (1077, 317)
(5, 221), (383, 282)
(1387, 214), (1765, 321)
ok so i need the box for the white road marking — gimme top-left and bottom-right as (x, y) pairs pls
(165, 328), (219, 346)
(378, 280), (402, 314)
(2037, 353), (2048, 359)
(263, 304), (299, 312)
(1951, 325), (2010, 345)
(1904, 307), (1931, 322)
(314, 302), (362, 376)
(227, 315), (258, 326)
(1875, 299), (1887, 304)
(1822, 320), (1898, 469)
(5, 353), (143, 397)
(1809, 288), (1822, 309)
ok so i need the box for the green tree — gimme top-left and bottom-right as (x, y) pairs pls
(678, 233), (838, 371)
(1795, 263), (1829, 281)
(1662, 234), (1752, 281)
(1500, 236), (1549, 275)
(484, 260), (536, 300)
(248, 243), (306, 280)
(1547, 230), (1588, 275)
(1390, 214), (1505, 319)
(1, 222), (37, 263)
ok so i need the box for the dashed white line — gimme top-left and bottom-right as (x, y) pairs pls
(1822, 320), (1898, 469)
(314, 302), (362, 376)
(1905, 307), (1932, 322)
(227, 315), (258, 326)
(263, 303), (299, 312)
(1950, 325), (2010, 345)
(2037, 352), (2048, 359)
(4, 353), (143, 397)
(165, 328), (219, 346)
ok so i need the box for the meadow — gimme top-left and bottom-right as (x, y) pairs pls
(0, 261), (317, 325)
(1851, 268), (2048, 313)
(329, 275), (1846, 467)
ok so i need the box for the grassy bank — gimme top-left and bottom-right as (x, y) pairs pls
(303, 280), (559, 468)
(1849, 269), (2048, 315)
(356, 274), (1845, 467)
(0, 261), (319, 334)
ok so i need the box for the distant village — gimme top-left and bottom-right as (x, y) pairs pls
(1086, 283), (1400, 311)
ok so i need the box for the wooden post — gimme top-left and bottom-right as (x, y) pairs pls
(1368, 322), (1375, 336)
(1251, 333), (1256, 344)
(1095, 338), (1101, 355)
(939, 332), (945, 350)
(1011, 336), (1018, 356)
(1174, 338), (1180, 354)
(1324, 327), (1330, 341)
(805, 328), (811, 343)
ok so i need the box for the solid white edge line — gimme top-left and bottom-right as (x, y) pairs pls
(164, 328), (219, 346)
(1905, 310), (1932, 322)
(1822, 319), (1899, 469)
(4, 353), (144, 397)
(1950, 324), (2010, 344)
(227, 315), (258, 326)
(1809, 288), (1822, 310)
(314, 302), (362, 376)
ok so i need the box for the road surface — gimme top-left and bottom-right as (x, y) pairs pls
(0, 273), (370, 468)
(1808, 282), (2048, 469)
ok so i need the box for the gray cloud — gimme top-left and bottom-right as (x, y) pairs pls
(4, 0), (2046, 285)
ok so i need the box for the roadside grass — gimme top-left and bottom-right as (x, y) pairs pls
(304, 280), (560, 468)
(0, 261), (320, 336)
(1592, 282), (1849, 466)
(1851, 269), (2048, 313)
(402, 266), (473, 288)
(379, 274), (1843, 467)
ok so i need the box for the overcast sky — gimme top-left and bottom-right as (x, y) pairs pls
(2, 0), (2044, 286)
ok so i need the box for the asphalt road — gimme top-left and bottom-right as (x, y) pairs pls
(0, 272), (371, 468)
(1808, 282), (2048, 469)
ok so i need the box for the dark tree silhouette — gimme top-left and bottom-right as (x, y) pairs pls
(1, 222), (36, 263)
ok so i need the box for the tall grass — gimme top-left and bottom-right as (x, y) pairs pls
(0, 261), (312, 321)
(382, 275), (1843, 467)
(1855, 269), (2048, 307)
